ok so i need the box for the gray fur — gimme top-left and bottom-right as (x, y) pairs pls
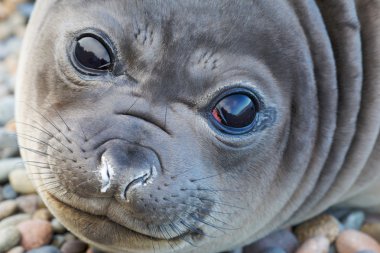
(15, 1), (380, 253)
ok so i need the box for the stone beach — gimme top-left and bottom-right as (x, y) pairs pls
(1, 1), (380, 253)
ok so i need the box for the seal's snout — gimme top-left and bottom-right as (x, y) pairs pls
(98, 141), (161, 199)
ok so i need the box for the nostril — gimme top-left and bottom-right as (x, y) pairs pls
(123, 165), (157, 202)
(99, 156), (114, 193)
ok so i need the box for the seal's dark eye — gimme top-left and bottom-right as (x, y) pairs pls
(74, 36), (111, 71)
(211, 93), (257, 133)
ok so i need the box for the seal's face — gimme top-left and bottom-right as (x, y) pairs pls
(16, 1), (331, 252)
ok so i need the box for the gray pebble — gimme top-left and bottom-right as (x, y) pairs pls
(0, 213), (32, 230)
(258, 247), (287, 253)
(329, 245), (337, 253)
(0, 157), (24, 183)
(0, 128), (18, 159)
(2, 184), (18, 200)
(26, 246), (61, 253)
(0, 128), (17, 149)
(0, 226), (21, 252)
(17, 3), (35, 18)
(51, 235), (66, 248)
(0, 38), (22, 60)
(0, 96), (15, 126)
(326, 208), (352, 220)
(51, 218), (67, 234)
(343, 211), (365, 230)
(243, 229), (298, 253)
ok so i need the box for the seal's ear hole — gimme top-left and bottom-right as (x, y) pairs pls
(211, 93), (258, 134)
(74, 36), (112, 72)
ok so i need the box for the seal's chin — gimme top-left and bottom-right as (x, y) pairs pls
(43, 191), (197, 251)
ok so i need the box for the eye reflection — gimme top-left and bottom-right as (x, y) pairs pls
(212, 93), (257, 129)
(74, 36), (111, 71)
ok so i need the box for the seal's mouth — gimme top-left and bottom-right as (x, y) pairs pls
(45, 191), (200, 245)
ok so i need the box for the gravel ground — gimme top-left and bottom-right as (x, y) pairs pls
(1, 1), (380, 253)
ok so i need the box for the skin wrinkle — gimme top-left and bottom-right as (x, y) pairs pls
(15, 1), (380, 253)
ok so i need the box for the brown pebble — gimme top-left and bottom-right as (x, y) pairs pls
(16, 195), (39, 214)
(17, 219), (53, 250)
(32, 208), (52, 221)
(5, 120), (16, 132)
(294, 214), (340, 243)
(336, 229), (380, 253)
(295, 236), (330, 253)
(362, 223), (380, 243)
(6, 246), (24, 253)
(61, 240), (88, 253)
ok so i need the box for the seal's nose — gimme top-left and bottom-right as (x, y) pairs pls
(98, 141), (160, 201)
(123, 164), (157, 201)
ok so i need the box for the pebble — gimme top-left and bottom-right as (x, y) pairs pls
(33, 208), (52, 221)
(64, 233), (77, 242)
(243, 229), (299, 253)
(0, 37), (22, 61)
(362, 223), (380, 243)
(0, 128), (19, 159)
(27, 246), (61, 253)
(51, 218), (66, 234)
(0, 199), (18, 220)
(0, 213), (31, 229)
(17, 194), (39, 214)
(61, 240), (88, 253)
(0, 12), (25, 40)
(327, 208), (353, 220)
(86, 249), (104, 253)
(0, 128), (17, 149)
(0, 95), (14, 125)
(336, 229), (380, 253)
(0, 157), (24, 183)
(7, 246), (25, 253)
(343, 211), (365, 230)
(0, 226), (21, 252)
(257, 247), (287, 253)
(9, 169), (36, 194)
(295, 236), (330, 253)
(294, 214), (341, 243)
(2, 183), (18, 199)
(51, 235), (65, 248)
(17, 3), (34, 18)
(365, 213), (380, 224)
(18, 220), (53, 250)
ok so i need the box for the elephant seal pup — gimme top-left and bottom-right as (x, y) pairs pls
(15, 0), (380, 252)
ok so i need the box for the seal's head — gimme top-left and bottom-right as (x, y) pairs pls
(15, 0), (373, 252)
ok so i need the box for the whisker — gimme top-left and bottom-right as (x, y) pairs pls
(195, 197), (245, 210)
(52, 108), (71, 131)
(15, 121), (54, 138)
(181, 187), (245, 194)
(16, 133), (63, 153)
(127, 97), (140, 114)
(18, 145), (76, 163)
